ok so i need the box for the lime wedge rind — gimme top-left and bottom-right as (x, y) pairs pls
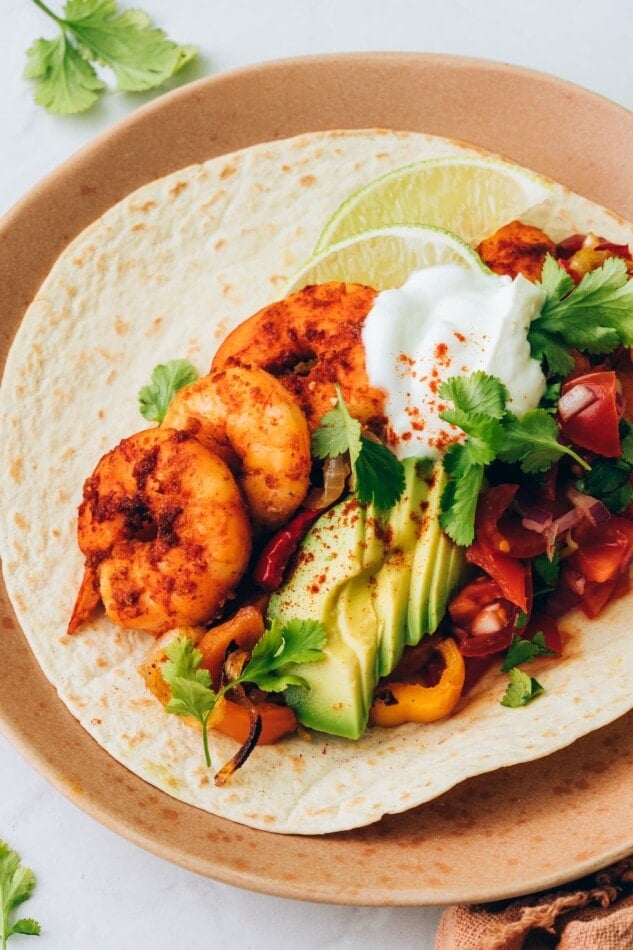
(286, 224), (488, 294)
(314, 155), (554, 254)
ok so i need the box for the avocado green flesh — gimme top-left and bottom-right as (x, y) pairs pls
(268, 459), (468, 739)
(268, 497), (382, 738)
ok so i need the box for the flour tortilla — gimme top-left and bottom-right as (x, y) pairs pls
(1, 130), (632, 835)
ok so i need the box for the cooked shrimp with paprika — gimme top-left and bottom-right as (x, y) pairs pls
(68, 427), (252, 636)
(163, 364), (312, 530)
(211, 282), (386, 432)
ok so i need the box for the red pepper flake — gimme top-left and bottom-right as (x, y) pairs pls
(434, 342), (452, 367)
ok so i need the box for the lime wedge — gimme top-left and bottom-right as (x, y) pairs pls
(287, 224), (486, 293)
(315, 155), (552, 253)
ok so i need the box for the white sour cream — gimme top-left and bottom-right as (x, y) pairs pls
(361, 264), (547, 459)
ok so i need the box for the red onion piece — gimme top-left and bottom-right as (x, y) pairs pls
(542, 508), (585, 558)
(521, 507), (553, 534)
(304, 456), (350, 509)
(563, 569), (586, 596)
(558, 384), (598, 421)
(471, 603), (507, 635)
(566, 485), (611, 526)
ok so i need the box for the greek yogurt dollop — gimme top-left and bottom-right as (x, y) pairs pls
(361, 264), (547, 460)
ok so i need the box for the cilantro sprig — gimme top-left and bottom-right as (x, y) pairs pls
(311, 386), (405, 510)
(138, 359), (198, 423)
(161, 620), (327, 767)
(0, 840), (41, 949)
(500, 667), (544, 708)
(574, 420), (633, 513)
(437, 371), (589, 546)
(25, 0), (196, 115)
(530, 255), (633, 375)
(501, 631), (556, 673)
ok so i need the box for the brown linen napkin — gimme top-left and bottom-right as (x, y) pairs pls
(435, 856), (633, 949)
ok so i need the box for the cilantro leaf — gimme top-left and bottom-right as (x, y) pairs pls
(63, 0), (196, 92)
(138, 359), (198, 423)
(312, 387), (405, 510)
(24, 32), (105, 115)
(501, 632), (556, 672)
(576, 457), (633, 513)
(312, 393), (362, 463)
(528, 326), (575, 376)
(162, 638), (216, 765)
(498, 409), (589, 473)
(241, 618), (327, 692)
(439, 411), (504, 467)
(354, 437), (406, 509)
(500, 667), (544, 707)
(439, 463), (485, 547)
(621, 420), (633, 464)
(0, 839), (41, 947)
(531, 255), (633, 372)
(533, 550), (561, 594)
(162, 621), (327, 768)
(438, 371), (594, 545)
(439, 372), (508, 419)
(25, 0), (196, 115)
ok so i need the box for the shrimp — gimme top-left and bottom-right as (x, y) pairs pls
(68, 427), (252, 636)
(162, 364), (311, 531)
(476, 220), (556, 281)
(211, 282), (386, 432)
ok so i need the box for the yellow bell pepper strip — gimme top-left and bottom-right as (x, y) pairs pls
(369, 638), (465, 727)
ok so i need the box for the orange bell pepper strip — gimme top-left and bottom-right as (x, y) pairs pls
(369, 638), (465, 727)
(197, 605), (265, 688)
(208, 695), (298, 745)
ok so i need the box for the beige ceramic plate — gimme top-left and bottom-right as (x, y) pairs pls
(1, 53), (632, 906)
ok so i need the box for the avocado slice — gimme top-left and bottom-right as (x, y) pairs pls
(268, 460), (468, 739)
(368, 458), (435, 675)
(407, 466), (468, 642)
(268, 497), (384, 739)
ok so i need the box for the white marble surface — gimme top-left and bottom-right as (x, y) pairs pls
(0, 1), (631, 947)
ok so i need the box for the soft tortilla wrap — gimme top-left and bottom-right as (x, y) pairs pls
(1, 130), (632, 835)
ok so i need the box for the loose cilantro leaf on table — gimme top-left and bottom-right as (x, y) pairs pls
(25, 0), (197, 115)
(138, 359), (198, 423)
(437, 372), (588, 546)
(500, 667), (544, 707)
(162, 620), (327, 767)
(312, 386), (405, 510)
(501, 632), (556, 672)
(530, 255), (633, 375)
(0, 840), (41, 948)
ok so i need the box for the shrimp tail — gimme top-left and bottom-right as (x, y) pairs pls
(67, 564), (101, 635)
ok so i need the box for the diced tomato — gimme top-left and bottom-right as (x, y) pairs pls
(559, 371), (622, 457)
(448, 576), (518, 657)
(556, 234), (586, 258)
(561, 516), (633, 618)
(611, 348), (633, 425)
(475, 484), (548, 558)
(578, 578), (620, 618)
(571, 516), (633, 582)
(524, 612), (562, 655)
(466, 541), (532, 613)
